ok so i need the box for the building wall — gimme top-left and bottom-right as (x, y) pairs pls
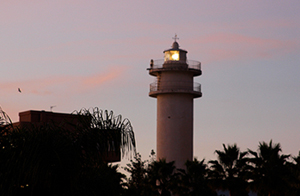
(12, 110), (120, 163)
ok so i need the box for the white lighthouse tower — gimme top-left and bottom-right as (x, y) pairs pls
(148, 36), (202, 169)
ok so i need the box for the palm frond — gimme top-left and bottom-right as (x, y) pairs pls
(72, 107), (136, 159)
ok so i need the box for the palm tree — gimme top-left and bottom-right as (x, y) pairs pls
(76, 163), (126, 196)
(124, 153), (148, 196)
(0, 107), (135, 195)
(0, 122), (81, 195)
(208, 144), (249, 196)
(284, 151), (300, 196)
(178, 158), (217, 196)
(146, 159), (178, 196)
(248, 140), (290, 196)
(0, 106), (13, 132)
(73, 107), (136, 160)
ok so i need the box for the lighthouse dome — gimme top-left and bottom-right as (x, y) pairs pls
(172, 41), (179, 49)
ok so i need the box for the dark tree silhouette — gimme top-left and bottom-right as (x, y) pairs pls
(248, 140), (291, 196)
(177, 158), (217, 196)
(124, 151), (179, 196)
(209, 144), (249, 196)
(0, 107), (135, 196)
(285, 151), (300, 196)
(124, 153), (149, 196)
(3, 107), (300, 195)
(146, 159), (178, 196)
(0, 106), (13, 132)
(73, 107), (136, 159)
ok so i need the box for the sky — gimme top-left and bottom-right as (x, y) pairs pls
(1, 0), (300, 165)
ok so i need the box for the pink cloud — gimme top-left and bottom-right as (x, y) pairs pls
(187, 33), (299, 63)
(246, 18), (298, 30)
(0, 37), (155, 65)
(1, 64), (128, 121)
(82, 66), (127, 88)
(0, 65), (127, 96)
(198, 33), (287, 47)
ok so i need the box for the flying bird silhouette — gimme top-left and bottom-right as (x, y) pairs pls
(18, 88), (21, 93)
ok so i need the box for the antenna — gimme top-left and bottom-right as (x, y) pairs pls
(50, 105), (56, 112)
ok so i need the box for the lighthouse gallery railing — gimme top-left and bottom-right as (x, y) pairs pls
(150, 82), (201, 93)
(151, 59), (201, 70)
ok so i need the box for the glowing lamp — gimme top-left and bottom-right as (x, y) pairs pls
(163, 40), (187, 62)
(164, 50), (180, 61)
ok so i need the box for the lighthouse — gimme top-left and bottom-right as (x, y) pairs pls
(148, 36), (202, 169)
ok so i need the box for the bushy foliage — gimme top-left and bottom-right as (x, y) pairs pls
(209, 144), (249, 196)
(124, 142), (300, 196)
(124, 152), (217, 196)
(0, 108), (133, 196)
(2, 108), (300, 195)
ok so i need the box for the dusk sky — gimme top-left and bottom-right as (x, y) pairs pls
(1, 1), (300, 164)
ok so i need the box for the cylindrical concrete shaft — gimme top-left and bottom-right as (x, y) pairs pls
(156, 93), (194, 169)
